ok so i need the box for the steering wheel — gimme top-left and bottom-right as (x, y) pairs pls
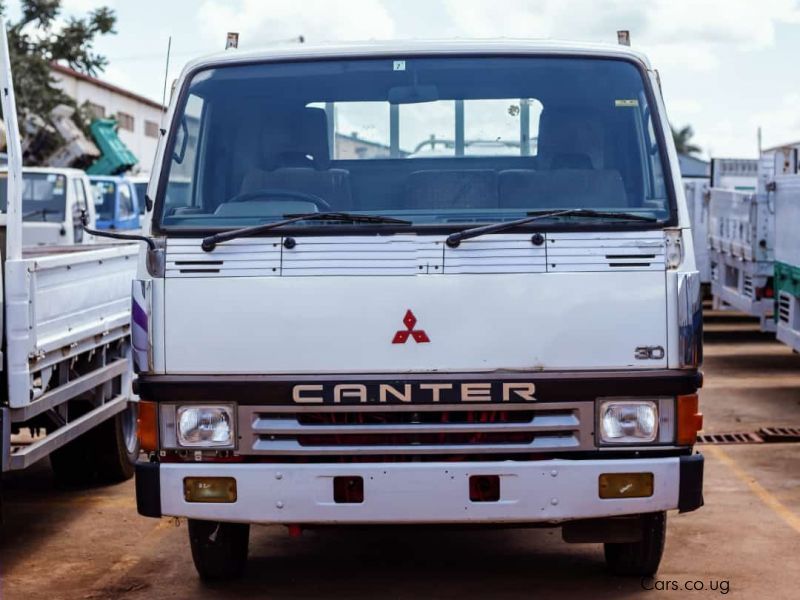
(227, 188), (332, 211)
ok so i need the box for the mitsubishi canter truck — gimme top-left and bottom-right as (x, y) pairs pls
(128, 39), (705, 581)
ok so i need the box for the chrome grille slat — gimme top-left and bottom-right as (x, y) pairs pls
(238, 402), (594, 456)
(250, 437), (581, 456)
(250, 414), (578, 435)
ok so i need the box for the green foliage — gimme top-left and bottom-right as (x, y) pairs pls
(671, 124), (701, 156)
(0, 0), (116, 129)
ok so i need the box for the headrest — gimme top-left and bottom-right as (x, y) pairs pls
(261, 107), (331, 170)
(537, 108), (604, 170)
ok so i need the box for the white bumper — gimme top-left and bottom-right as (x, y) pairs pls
(777, 322), (800, 353)
(160, 457), (680, 524)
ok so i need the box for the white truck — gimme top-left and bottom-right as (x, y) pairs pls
(130, 39), (705, 580)
(0, 23), (140, 496)
(708, 157), (775, 330)
(0, 166), (98, 246)
(683, 178), (710, 285)
(773, 146), (800, 352)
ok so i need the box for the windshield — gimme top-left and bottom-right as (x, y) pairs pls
(156, 56), (673, 232)
(0, 172), (68, 222)
(91, 180), (116, 221)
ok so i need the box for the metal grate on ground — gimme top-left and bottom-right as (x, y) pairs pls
(697, 427), (800, 445)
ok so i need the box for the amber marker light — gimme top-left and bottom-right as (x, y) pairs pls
(137, 400), (158, 452)
(677, 394), (703, 445)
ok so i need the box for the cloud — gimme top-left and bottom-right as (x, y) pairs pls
(61, 0), (116, 13)
(196, 0), (396, 47)
(440, 0), (800, 71)
(748, 93), (800, 149)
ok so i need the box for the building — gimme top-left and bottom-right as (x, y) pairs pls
(334, 132), (392, 159)
(678, 153), (710, 179)
(50, 63), (165, 174)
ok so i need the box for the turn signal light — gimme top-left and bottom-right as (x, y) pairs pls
(137, 400), (158, 452)
(184, 477), (237, 503)
(677, 394), (703, 445)
(599, 473), (654, 499)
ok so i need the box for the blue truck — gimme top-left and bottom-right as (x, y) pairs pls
(89, 175), (141, 230)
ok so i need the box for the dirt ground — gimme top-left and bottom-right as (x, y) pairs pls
(1, 312), (799, 599)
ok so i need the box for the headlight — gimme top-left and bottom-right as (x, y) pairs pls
(599, 400), (658, 444)
(175, 405), (235, 448)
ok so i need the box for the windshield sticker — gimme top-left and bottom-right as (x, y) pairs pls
(393, 60), (406, 71)
(53, 178), (65, 195)
(615, 99), (639, 107)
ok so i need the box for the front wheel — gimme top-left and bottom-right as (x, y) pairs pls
(94, 402), (140, 482)
(604, 511), (666, 576)
(188, 519), (250, 581)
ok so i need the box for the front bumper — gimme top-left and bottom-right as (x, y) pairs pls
(137, 454), (703, 524)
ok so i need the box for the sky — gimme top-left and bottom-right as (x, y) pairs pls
(8, 0), (800, 158)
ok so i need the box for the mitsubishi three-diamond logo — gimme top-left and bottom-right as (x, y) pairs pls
(392, 309), (430, 344)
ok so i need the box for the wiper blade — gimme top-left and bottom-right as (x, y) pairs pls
(282, 211), (411, 225)
(201, 212), (411, 252)
(445, 209), (658, 247)
(526, 208), (659, 222)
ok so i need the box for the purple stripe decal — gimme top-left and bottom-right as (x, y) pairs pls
(132, 299), (148, 330)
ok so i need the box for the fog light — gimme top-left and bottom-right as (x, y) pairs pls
(184, 477), (237, 503)
(599, 473), (654, 499)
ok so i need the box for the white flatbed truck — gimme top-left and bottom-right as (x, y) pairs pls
(773, 148), (800, 352)
(129, 38), (705, 581)
(0, 22), (140, 498)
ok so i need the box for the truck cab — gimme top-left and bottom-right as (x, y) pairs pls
(133, 40), (704, 581)
(0, 167), (97, 246)
(89, 175), (141, 231)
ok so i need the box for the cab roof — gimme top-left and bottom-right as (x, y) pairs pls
(181, 38), (653, 76)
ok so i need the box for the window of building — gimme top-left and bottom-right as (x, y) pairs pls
(117, 112), (135, 131)
(86, 102), (106, 120)
(144, 120), (160, 138)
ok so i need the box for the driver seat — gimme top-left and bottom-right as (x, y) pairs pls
(238, 107), (352, 210)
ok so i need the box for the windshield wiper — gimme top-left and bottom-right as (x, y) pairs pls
(445, 209), (659, 247)
(201, 212), (412, 252)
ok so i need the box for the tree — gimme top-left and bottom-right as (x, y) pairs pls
(671, 124), (701, 156)
(0, 0), (116, 131)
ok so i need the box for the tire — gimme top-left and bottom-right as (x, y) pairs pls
(188, 519), (250, 581)
(94, 402), (140, 483)
(604, 511), (666, 576)
(50, 403), (139, 485)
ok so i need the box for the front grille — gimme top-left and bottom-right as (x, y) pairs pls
(238, 402), (594, 459)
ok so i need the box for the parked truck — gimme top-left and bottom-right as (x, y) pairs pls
(89, 175), (142, 231)
(0, 166), (98, 246)
(772, 146), (800, 352)
(0, 22), (140, 499)
(708, 157), (775, 330)
(683, 178), (710, 286)
(129, 39), (704, 580)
